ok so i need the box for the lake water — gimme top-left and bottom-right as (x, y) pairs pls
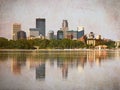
(0, 50), (120, 90)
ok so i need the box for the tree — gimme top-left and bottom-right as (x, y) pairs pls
(0, 37), (8, 48)
(48, 39), (59, 49)
(13, 39), (33, 49)
(39, 39), (50, 49)
(8, 40), (17, 49)
(104, 40), (115, 49)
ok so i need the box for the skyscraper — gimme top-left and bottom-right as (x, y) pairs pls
(29, 18), (46, 38)
(77, 26), (84, 39)
(57, 30), (64, 40)
(62, 20), (69, 38)
(17, 31), (26, 40)
(13, 23), (21, 40)
(36, 18), (46, 37)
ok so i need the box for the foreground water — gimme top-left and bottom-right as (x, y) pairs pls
(0, 50), (120, 90)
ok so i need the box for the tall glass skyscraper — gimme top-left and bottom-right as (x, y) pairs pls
(36, 18), (46, 37)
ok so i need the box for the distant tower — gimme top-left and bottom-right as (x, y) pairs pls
(57, 30), (64, 40)
(17, 31), (26, 40)
(36, 18), (46, 37)
(13, 23), (21, 40)
(48, 30), (54, 40)
(62, 20), (69, 38)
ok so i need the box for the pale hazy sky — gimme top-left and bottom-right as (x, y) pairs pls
(0, 0), (120, 40)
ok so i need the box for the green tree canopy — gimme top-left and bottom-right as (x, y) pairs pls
(0, 37), (8, 48)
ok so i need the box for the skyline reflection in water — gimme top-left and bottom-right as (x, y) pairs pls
(0, 50), (120, 90)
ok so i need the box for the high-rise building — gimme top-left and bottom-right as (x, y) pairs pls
(62, 20), (69, 38)
(17, 31), (26, 40)
(48, 30), (54, 40)
(57, 30), (64, 40)
(36, 18), (46, 37)
(29, 18), (46, 39)
(77, 26), (84, 39)
(66, 30), (78, 40)
(13, 23), (21, 40)
(29, 28), (40, 37)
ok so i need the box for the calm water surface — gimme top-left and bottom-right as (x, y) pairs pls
(0, 50), (120, 90)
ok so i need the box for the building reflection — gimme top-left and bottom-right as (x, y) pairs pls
(11, 54), (26, 75)
(57, 57), (67, 78)
(77, 56), (87, 73)
(55, 50), (108, 79)
(57, 57), (63, 68)
(36, 63), (45, 80)
(49, 57), (55, 67)
(62, 60), (68, 79)
(87, 51), (95, 67)
(87, 50), (107, 67)
(114, 50), (120, 59)
(9, 50), (110, 79)
(26, 54), (46, 69)
(11, 59), (21, 75)
(56, 55), (87, 78)
(26, 55), (46, 80)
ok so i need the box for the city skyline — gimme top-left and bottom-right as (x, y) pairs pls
(0, 0), (120, 40)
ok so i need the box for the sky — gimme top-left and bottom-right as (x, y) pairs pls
(0, 0), (120, 40)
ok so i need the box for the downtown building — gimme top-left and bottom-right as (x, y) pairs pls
(66, 30), (78, 40)
(66, 26), (84, 40)
(77, 26), (84, 39)
(29, 18), (46, 39)
(57, 30), (64, 40)
(48, 30), (54, 40)
(61, 20), (84, 40)
(17, 31), (27, 40)
(62, 20), (69, 38)
(12, 23), (21, 40)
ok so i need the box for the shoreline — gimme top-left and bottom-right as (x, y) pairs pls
(0, 48), (119, 52)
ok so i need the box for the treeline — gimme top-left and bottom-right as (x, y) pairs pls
(0, 37), (115, 49)
(0, 37), (85, 49)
